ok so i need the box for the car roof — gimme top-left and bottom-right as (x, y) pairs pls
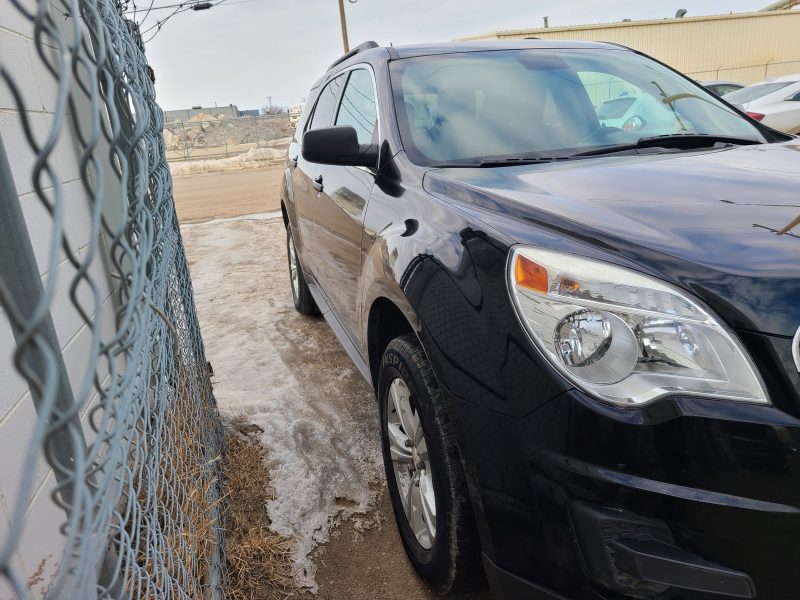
(761, 74), (800, 83)
(389, 39), (623, 58)
(698, 80), (742, 86)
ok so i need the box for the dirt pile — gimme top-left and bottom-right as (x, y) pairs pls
(163, 115), (293, 152)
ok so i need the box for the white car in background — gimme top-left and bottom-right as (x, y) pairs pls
(724, 75), (800, 134)
(595, 93), (678, 134)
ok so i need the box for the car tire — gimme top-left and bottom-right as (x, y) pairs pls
(378, 334), (484, 594)
(286, 226), (319, 316)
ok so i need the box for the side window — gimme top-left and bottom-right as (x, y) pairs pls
(335, 69), (378, 144)
(308, 74), (345, 131)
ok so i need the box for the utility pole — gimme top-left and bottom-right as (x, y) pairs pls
(338, 0), (350, 53)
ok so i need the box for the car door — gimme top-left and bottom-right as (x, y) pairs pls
(311, 66), (379, 338)
(291, 73), (346, 279)
(770, 88), (800, 134)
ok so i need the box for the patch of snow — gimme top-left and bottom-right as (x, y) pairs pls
(182, 219), (384, 591)
(169, 147), (286, 176)
(180, 210), (282, 227)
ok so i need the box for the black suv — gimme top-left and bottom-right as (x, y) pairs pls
(281, 40), (800, 600)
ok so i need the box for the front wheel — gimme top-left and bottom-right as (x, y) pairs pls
(378, 334), (483, 594)
(286, 226), (319, 315)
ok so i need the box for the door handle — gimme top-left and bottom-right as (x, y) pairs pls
(312, 175), (324, 192)
(290, 155), (298, 168)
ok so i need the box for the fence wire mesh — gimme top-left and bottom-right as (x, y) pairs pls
(0, 0), (227, 598)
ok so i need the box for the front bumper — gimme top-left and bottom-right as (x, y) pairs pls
(452, 388), (800, 600)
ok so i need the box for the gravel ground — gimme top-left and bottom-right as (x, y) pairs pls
(172, 166), (283, 223)
(181, 215), (491, 599)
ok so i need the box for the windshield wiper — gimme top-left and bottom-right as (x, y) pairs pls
(572, 134), (762, 158)
(479, 156), (570, 167)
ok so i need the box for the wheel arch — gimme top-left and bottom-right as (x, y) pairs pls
(280, 200), (289, 228)
(367, 296), (417, 389)
(281, 166), (293, 229)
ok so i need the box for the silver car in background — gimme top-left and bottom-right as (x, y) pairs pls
(725, 75), (800, 134)
(697, 80), (744, 97)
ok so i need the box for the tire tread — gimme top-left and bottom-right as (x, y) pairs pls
(287, 227), (320, 316)
(381, 334), (484, 595)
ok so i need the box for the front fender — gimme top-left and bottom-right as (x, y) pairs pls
(361, 190), (486, 398)
(360, 226), (422, 346)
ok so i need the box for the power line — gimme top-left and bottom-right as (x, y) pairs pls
(140, 3), (193, 41)
(123, 1), (196, 14)
(128, 0), (243, 43)
(138, 0), (158, 26)
(124, 0), (243, 14)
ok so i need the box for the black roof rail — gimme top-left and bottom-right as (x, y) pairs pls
(599, 41), (636, 52)
(328, 41), (379, 70)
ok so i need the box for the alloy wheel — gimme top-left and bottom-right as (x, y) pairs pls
(386, 377), (437, 550)
(288, 233), (300, 300)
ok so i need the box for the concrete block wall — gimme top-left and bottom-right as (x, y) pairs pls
(1, 2), (117, 596)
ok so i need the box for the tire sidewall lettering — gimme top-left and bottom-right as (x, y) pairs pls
(382, 350), (415, 398)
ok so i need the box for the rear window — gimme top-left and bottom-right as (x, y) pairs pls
(714, 84), (742, 96)
(596, 97), (635, 119)
(725, 82), (795, 104)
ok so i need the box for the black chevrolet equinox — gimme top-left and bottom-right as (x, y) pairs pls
(280, 40), (800, 600)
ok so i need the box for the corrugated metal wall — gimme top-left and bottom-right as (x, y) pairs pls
(458, 11), (800, 84)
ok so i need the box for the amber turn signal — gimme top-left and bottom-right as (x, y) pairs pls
(515, 254), (548, 293)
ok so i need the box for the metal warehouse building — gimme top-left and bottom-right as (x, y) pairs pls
(456, 9), (800, 85)
(163, 103), (240, 123)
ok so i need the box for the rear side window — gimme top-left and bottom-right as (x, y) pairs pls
(335, 69), (378, 144)
(308, 74), (345, 131)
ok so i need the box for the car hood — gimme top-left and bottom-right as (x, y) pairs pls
(424, 142), (800, 336)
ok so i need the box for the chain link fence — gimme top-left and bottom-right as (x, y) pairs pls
(164, 115), (293, 162)
(0, 0), (227, 598)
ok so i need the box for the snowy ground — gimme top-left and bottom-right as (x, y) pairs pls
(169, 147), (286, 176)
(181, 215), (384, 590)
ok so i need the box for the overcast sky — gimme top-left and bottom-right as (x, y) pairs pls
(140, 0), (773, 111)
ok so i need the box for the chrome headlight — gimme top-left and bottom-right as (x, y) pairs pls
(508, 247), (768, 406)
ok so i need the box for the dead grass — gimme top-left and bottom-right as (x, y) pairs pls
(118, 362), (222, 592)
(224, 416), (298, 599)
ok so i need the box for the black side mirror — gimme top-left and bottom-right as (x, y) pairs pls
(302, 125), (378, 168)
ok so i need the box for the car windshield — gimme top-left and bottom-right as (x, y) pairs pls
(724, 81), (796, 104)
(389, 48), (765, 166)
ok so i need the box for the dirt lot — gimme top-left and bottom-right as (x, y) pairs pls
(180, 187), (491, 599)
(172, 166), (283, 222)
